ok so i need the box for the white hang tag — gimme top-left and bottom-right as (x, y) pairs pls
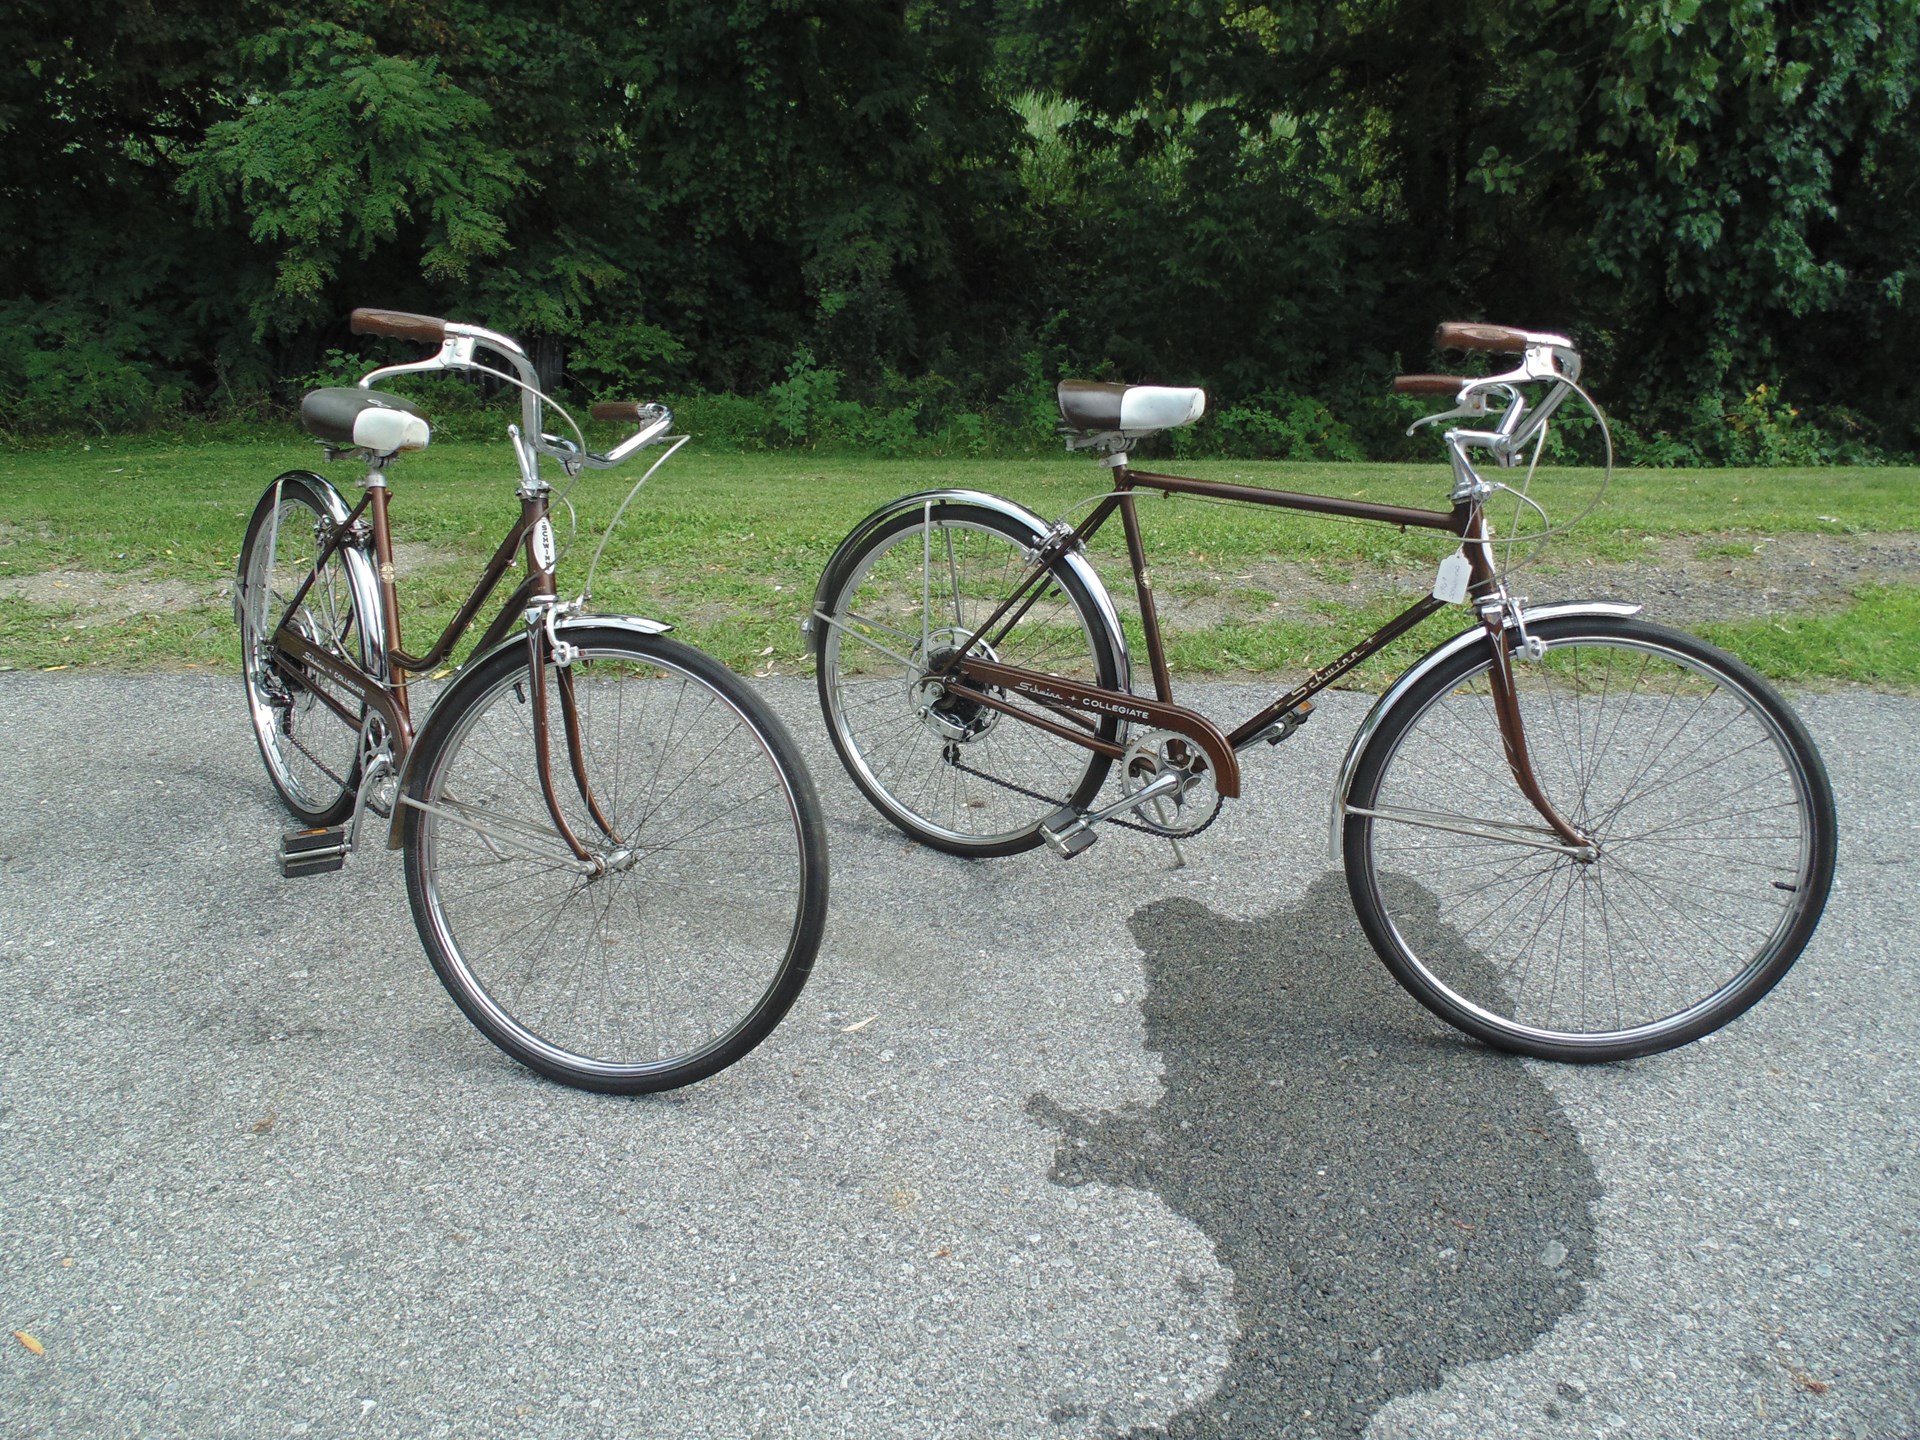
(1432, 549), (1471, 605)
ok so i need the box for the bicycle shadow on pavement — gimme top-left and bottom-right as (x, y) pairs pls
(1028, 870), (1600, 1439)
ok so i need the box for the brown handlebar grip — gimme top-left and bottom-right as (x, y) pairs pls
(350, 308), (448, 343)
(590, 401), (649, 422)
(1435, 321), (1530, 354)
(1392, 374), (1467, 396)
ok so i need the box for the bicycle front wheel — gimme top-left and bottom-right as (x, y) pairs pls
(236, 472), (376, 825)
(1343, 616), (1835, 1062)
(401, 629), (829, 1093)
(813, 500), (1123, 857)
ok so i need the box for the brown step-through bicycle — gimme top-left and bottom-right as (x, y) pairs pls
(807, 322), (1835, 1062)
(236, 308), (828, 1093)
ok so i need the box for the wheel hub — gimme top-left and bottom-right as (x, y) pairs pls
(911, 630), (1001, 744)
(592, 845), (639, 878)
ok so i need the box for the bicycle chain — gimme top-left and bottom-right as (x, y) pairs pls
(944, 751), (1221, 840)
(269, 665), (351, 791)
(281, 718), (349, 790)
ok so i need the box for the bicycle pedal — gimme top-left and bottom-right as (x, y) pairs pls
(279, 825), (349, 878)
(1038, 807), (1098, 859)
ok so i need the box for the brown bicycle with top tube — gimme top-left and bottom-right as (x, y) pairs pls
(235, 308), (828, 1093)
(807, 321), (1835, 1062)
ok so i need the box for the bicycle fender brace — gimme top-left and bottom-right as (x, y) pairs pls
(383, 612), (673, 849)
(243, 470), (391, 670)
(805, 488), (1134, 701)
(1326, 600), (1644, 860)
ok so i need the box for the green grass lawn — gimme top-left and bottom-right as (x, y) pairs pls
(2, 432), (1916, 687)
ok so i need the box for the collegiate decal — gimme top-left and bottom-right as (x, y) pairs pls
(1012, 678), (1151, 722)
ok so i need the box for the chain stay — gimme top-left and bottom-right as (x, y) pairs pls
(943, 749), (1221, 840)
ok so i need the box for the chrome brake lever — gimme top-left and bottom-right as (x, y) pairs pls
(1405, 388), (1494, 436)
(357, 334), (477, 389)
(531, 411), (675, 471)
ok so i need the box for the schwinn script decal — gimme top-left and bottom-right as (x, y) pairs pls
(531, 517), (558, 572)
(1013, 678), (1151, 722)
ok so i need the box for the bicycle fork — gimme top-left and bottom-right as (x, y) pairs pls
(1476, 612), (1590, 851)
(523, 615), (628, 873)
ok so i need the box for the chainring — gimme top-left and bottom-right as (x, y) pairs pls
(1121, 727), (1222, 837)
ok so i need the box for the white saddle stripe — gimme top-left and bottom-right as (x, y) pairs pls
(1118, 387), (1206, 431)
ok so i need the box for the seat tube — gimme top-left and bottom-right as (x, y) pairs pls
(1117, 482), (1174, 702)
(365, 475), (408, 722)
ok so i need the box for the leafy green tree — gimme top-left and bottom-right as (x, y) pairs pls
(1057, 0), (1920, 456)
(179, 21), (521, 337)
(4, 0), (1915, 456)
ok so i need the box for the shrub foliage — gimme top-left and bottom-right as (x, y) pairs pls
(6, 0), (1916, 458)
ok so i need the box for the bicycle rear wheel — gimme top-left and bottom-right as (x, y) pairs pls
(813, 500), (1123, 857)
(1343, 616), (1835, 1062)
(236, 472), (377, 825)
(401, 629), (828, 1093)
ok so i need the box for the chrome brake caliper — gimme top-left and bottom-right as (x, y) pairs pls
(530, 599), (583, 668)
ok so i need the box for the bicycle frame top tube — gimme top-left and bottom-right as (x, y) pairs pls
(380, 486), (555, 678)
(1116, 464), (1471, 536)
(981, 459), (1473, 708)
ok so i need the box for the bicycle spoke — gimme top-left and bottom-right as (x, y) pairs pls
(1351, 620), (1831, 1059)
(408, 634), (820, 1090)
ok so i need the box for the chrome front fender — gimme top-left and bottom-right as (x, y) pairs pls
(805, 488), (1132, 697)
(384, 611), (673, 849)
(1326, 600), (1644, 860)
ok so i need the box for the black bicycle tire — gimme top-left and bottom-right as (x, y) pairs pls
(1343, 615), (1837, 1062)
(402, 628), (829, 1093)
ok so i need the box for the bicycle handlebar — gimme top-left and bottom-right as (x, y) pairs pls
(346, 308), (673, 481)
(1390, 321), (1607, 508)
(1435, 321), (1532, 354)
(350, 308), (448, 344)
(1392, 374), (1468, 396)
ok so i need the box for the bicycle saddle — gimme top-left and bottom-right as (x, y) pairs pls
(1056, 380), (1206, 435)
(300, 387), (432, 455)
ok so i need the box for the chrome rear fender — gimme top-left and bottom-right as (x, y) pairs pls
(807, 488), (1132, 696)
(244, 470), (390, 683)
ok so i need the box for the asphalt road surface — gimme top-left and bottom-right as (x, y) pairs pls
(1, 672), (1914, 1439)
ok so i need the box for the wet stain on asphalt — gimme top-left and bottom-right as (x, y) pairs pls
(1029, 872), (1600, 1438)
